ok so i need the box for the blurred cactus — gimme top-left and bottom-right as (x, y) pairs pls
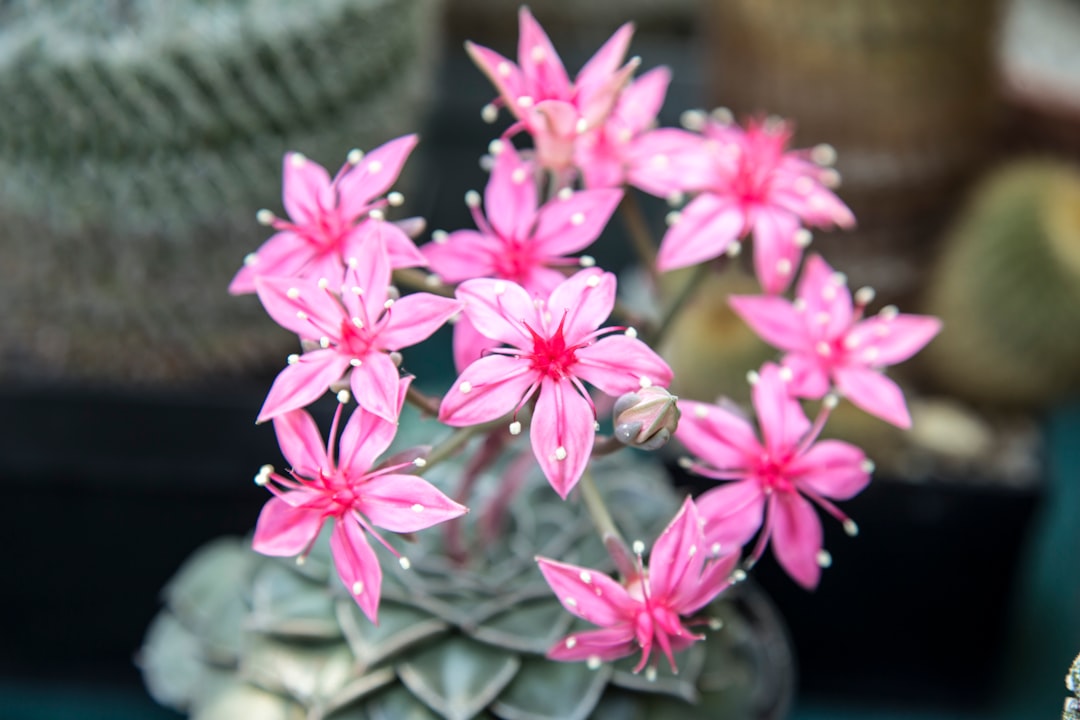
(140, 454), (794, 720)
(0, 0), (440, 383)
(917, 160), (1080, 407)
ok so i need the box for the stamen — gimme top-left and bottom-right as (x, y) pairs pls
(817, 549), (833, 568)
(337, 389), (351, 404)
(289, 152), (306, 167)
(399, 557), (411, 570)
(387, 192), (404, 207)
(255, 209), (275, 226)
(481, 104), (498, 123)
(347, 148), (364, 165)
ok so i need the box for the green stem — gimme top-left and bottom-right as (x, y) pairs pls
(647, 262), (713, 348)
(578, 467), (626, 549)
(618, 192), (659, 288)
(392, 268), (455, 298)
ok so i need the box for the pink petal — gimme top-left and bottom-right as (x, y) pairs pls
(358, 473), (467, 533)
(517, 7), (571, 101)
(228, 230), (309, 295)
(678, 552), (740, 615)
(626, 128), (712, 197)
(531, 100), (579, 170)
(271, 409), (329, 475)
(545, 269), (614, 344)
(258, 351), (351, 423)
(379, 293), (463, 350)
(439, 354), (537, 426)
(255, 276), (345, 340)
(613, 66), (671, 135)
(795, 254), (852, 340)
(456, 277), (537, 348)
(674, 400), (760, 471)
(532, 188), (622, 257)
(728, 294), (809, 353)
(367, 219), (429, 270)
(780, 353), (832, 399)
(486, 145), (538, 241)
(750, 208), (802, 295)
(547, 626), (637, 663)
(331, 517), (382, 623)
(647, 498), (705, 603)
(335, 135), (419, 219)
(770, 493), (824, 590)
(697, 481), (767, 551)
(790, 439), (871, 501)
(338, 243), (390, 322)
(573, 335), (673, 396)
(282, 153), (332, 225)
(451, 314), (498, 373)
(531, 378), (595, 498)
(465, 42), (526, 118)
(536, 556), (635, 626)
(656, 194), (744, 272)
(338, 404), (398, 476)
(575, 22), (633, 91)
(349, 351), (404, 424)
(847, 314), (942, 367)
(752, 363), (811, 456)
(833, 366), (912, 428)
(422, 229), (501, 283)
(253, 496), (326, 557)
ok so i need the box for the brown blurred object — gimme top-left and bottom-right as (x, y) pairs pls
(703, 0), (1002, 304)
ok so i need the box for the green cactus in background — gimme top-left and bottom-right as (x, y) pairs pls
(0, 0), (441, 383)
(916, 160), (1080, 407)
(139, 451), (794, 720)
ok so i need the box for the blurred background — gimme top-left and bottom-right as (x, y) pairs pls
(1, 0), (1078, 717)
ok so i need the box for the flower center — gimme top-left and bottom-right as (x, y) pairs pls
(524, 314), (578, 379)
(492, 240), (538, 285)
(756, 453), (795, 494)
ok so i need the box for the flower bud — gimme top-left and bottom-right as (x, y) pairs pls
(612, 387), (680, 451)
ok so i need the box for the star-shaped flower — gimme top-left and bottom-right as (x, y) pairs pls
(676, 363), (871, 589)
(537, 497), (738, 673)
(654, 118), (855, 293)
(729, 254), (942, 428)
(422, 143), (621, 369)
(467, 7), (639, 175)
(438, 268), (672, 498)
(252, 384), (468, 623)
(229, 135), (426, 294)
(254, 242), (462, 423)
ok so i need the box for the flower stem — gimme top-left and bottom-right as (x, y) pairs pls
(392, 268), (456, 298)
(618, 192), (659, 288)
(648, 262), (712, 348)
(578, 467), (626, 550)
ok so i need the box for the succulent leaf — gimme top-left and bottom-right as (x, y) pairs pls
(470, 598), (574, 654)
(250, 560), (341, 639)
(491, 654), (613, 720)
(337, 599), (450, 671)
(397, 636), (521, 720)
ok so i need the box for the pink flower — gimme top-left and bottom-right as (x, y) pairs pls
(422, 143), (621, 369)
(654, 118), (855, 293)
(252, 385), (468, 623)
(254, 242), (462, 424)
(229, 135), (426, 294)
(573, 66), (672, 190)
(538, 498), (738, 673)
(729, 254), (942, 428)
(438, 269), (672, 498)
(676, 363), (871, 589)
(467, 7), (639, 174)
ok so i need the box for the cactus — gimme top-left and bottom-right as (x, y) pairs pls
(916, 160), (1080, 407)
(0, 0), (440, 383)
(139, 450), (794, 720)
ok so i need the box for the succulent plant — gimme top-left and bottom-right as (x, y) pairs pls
(916, 160), (1080, 407)
(140, 449), (793, 720)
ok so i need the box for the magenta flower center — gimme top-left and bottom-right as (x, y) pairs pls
(492, 240), (539, 285)
(524, 315), (580, 379)
(755, 452), (796, 494)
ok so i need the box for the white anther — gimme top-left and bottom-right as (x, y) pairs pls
(632, 540), (646, 555)
(694, 405), (708, 418)
(777, 258), (793, 276)
(369, 208), (385, 221)
(586, 656), (602, 670)
(779, 366), (794, 382)
(554, 446), (568, 461)
(855, 286), (876, 306)
(747, 370), (760, 385)
(557, 187), (573, 201)
(425, 273), (443, 288)
(665, 210), (681, 226)
(575, 118), (589, 134)
(680, 109), (707, 130)
(367, 160), (383, 174)
(708, 618), (724, 631)
(821, 168), (841, 188)
(317, 278), (331, 290)
(465, 190), (481, 207)
(459, 381), (472, 394)
(383, 299), (394, 309)
(337, 389), (351, 404)
(811, 143), (837, 166)
(530, 45), (546, 63)
(688, 545), (697, 557)
(497, 61), (512, 77)
(666, 191), (685, 207)
(296, 311), (308, 320)
(861, 459), (876, 473)
(387, 191), (404, 207)
(571, 212), (586, 226)
(732, 569), (747, 583)
(710, 107), (734, 125)
(352, 581), (365, 595)
(517, 95), (534, 108)
(488, 138), (505, 156)
(413, 458), (427, 468)
(795, 228), (813, 248)
(823, 393), (840, 409)
(831, 271), (848, 287)
(639, 376), (653, 388)
(254, 464), (274, 485)
(243, 253), (259, 267)
(726, 241), (743, 257)
(645, 666), (658, 682)
(493, 280), (507, 295)
(678, 456), (694, 469)
(320, 336), (331, 349)
(564, 596), (578, 607)
(255, 209), (275, 226)
(879, 305), (899, 320)
(481, 104), (499, 123)
(287, 354), (299, 365)
(507, 421), (522, 436)
(585, 274), (600, 288)
(511, 167), (527, 184)
(432, 229), (449, 244)
(566, 637), (578, 649)
(624, 327), (638, 339)
(289, 152), (306, 167)
(296, 555), (306, 566)
(412, 504), (424, 513)
(347, 257), (360, 268)
(399, 557), (411, 570)
(579, 255), (596, 267)
(817, 549), (833, 568)
(579, 571), (592, 583)
(711, 543), (722, 556)
(347, 148), (364, 165)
